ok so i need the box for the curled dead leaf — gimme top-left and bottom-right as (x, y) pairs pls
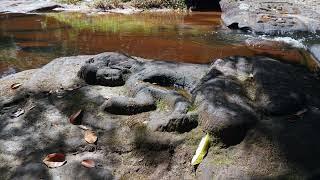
(81, 159), (96, 168)
(43, 153), (66, 168)
(295, 108), (308, 116)
(11, 83), (22, 90)
(69, 109), (83, 125)
(84, 130), (98, 144)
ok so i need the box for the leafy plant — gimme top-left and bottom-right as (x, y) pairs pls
(131, 0), (186, 9)
(57, 0), (83, 4)
(92, 0), (124, 9)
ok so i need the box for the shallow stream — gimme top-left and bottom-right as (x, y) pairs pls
(0, 11), (319, 77)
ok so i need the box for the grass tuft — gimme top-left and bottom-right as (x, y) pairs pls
(131, 0), (186, 9)
(57, 0), (83, 5)
(92, 0), (125, 9)
(57, 0), (187, 9)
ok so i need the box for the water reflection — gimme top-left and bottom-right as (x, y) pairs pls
(0, 12), (318, 77)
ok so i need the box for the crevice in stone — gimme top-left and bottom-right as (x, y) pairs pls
(187, 0), (222, 11)
(143, 75), (177, 87)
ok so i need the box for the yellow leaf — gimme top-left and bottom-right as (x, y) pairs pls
(191, 133), (210, 166)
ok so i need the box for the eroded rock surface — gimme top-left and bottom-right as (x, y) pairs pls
(1, 52), (320, 179)
(220, 0), (320, 34)
(0, 0), (61, 13)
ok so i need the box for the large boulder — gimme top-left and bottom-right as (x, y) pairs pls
(220, 0), (320, 34)
(194, 56), (320, 146)
(1, 52), (320, 179)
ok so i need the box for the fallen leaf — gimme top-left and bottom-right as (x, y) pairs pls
(43, 153), (66, 168)
(11, 83), (22, 90)
(84, 130), (98, 144)
(294, 108), (308, 116)
(78, 125), (90, 130)
(81, 159), (96, 168)
(11, 108), (25, 118)
(69, 109), (83, 125)
(191, 133), (211, 166)
(287, 108), (308, 122)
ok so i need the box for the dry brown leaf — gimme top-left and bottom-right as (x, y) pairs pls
(84, 130), (98, 144)
(69, 109), (83, 125)
(11, 83), (22, 90)
(43, 153), (66, 168)
(81, 159), (96, 168)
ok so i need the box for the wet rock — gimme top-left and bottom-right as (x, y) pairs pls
(220, 0), (320, 34)
(245, 38), (305, 64)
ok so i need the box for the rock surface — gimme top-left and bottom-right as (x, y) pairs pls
(310, 45), (320, 64)
(1, 52), (320, 179)
(220, 0), (320, 34)
(0, 0), (61, 13)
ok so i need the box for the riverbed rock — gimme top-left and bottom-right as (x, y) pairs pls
(220, 0), (320, 34)
(0, 0), (61, 13)
(309, 44), (320, 64)
(1, 52), (320, 179)
(193, 55), (320, 147)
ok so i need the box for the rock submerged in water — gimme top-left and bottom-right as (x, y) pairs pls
(1, 52), (320, 179)
(220, 0), (320, 34)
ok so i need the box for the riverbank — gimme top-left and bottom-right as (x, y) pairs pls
(1, 1), (320, 179)
(0, 0), (189, 14)
(1, 52), (320, 179)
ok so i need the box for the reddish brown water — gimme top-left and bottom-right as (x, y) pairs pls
(0, 12), (318, 77)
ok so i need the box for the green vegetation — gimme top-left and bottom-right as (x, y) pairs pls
(156, 99), (169, 111)
(57, 0), (82, 4)
(185, 128), (206, 147)
(57, 0), (186, 9)
(187, 103), (198, 112)
(91, 0), (125, 9)
(130, 0), (186, 9)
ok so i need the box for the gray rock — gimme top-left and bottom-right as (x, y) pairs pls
(212, 56), (320, 114)
(220, 0), (320, 34)
(1, 52), (320, 179)
(309, 44), (320, 63)
(0, 0), (61, 13)
(194, 68), (257, 146)
(79, 53), (208, 132)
